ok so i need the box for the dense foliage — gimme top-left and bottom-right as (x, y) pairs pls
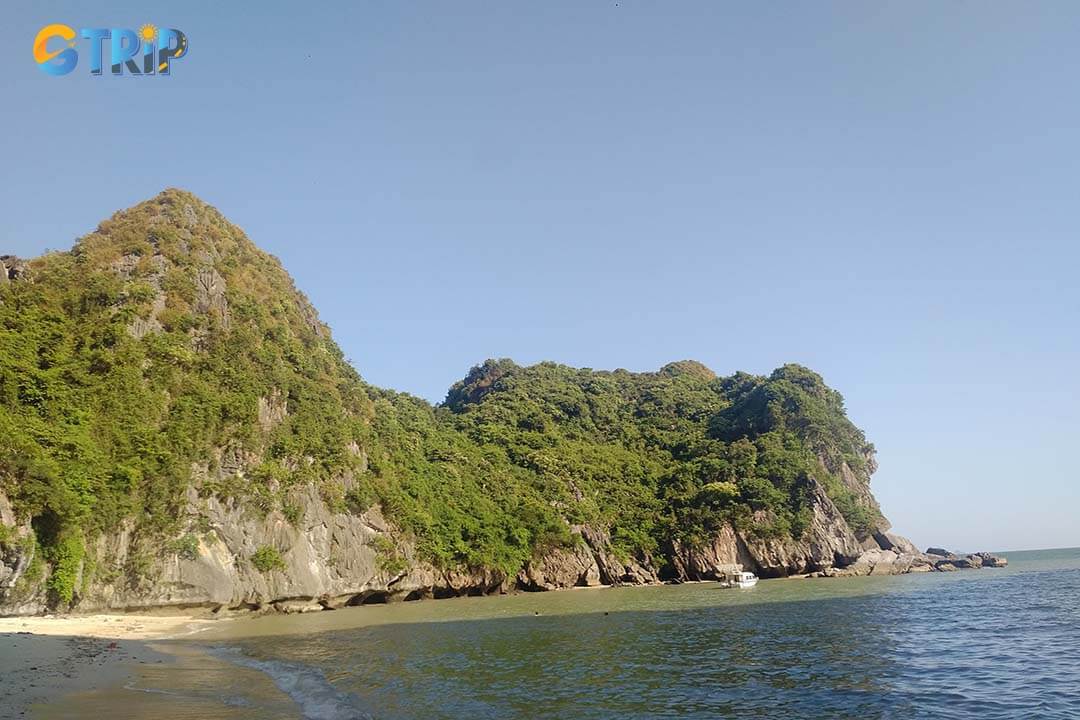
(442, 358), (880, 557)
(0, 191), (882, 603)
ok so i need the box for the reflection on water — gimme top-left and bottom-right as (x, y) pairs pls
(43, 548), (1080, 719)
(268, 596), (905, 718)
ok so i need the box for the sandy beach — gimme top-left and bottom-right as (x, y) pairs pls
(0, 613), (216, 641)
(0, 614), (217, 719)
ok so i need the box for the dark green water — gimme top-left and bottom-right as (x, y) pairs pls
(62, 548), (1080, 719)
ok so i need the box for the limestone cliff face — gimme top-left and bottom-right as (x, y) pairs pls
(668, 474), (934, 581)
(745, 478), (865, 575)
(0, 475), (932, 616)
(0, 485), (508, 615)
(0, 475), (980, 617)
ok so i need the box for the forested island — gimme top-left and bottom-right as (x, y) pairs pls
(0, 191), (1001, 616)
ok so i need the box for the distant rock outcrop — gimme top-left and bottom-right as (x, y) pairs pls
(0, 255), (28, 283)
(922, 548), (1008, 572)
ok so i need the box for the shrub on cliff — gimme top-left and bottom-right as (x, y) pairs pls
(251, 546), (285, 573)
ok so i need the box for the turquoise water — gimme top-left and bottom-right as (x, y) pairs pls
(57, 548), (1080, 719)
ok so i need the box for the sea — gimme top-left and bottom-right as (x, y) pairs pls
(42, 547), (1080, 719)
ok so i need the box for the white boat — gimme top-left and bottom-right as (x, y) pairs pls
(735, 571), (758, 588)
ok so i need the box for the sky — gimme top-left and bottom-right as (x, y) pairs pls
(2, 1), (1077, 553)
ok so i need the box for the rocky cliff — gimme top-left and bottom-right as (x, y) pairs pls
(0, 191), (1001, 616)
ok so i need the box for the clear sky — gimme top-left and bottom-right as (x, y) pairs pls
(2, 1), (1077, 553)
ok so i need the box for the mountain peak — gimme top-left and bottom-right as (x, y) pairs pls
(659, 360), (717, 380)
(34, 188), (328, 345)
(76, 189), (246, 264)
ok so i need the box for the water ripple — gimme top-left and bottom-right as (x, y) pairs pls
(225, 549), (1080, 720)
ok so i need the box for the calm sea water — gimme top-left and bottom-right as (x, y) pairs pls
(47, 548), (1080, 719)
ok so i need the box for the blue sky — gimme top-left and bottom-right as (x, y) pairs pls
(3, 1), (1077, 552)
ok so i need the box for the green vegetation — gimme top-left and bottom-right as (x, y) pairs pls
(281, 499), (303, 526)
(167, 534), (200, 561)
(250, 545), (285, 573)
(441, 359), (881, 554)
(0, 190), (884, 607)
(44, 534), (84, 605)
(371, 535), (407, 575)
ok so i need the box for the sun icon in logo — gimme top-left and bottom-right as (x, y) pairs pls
(139, 24), (158, 44)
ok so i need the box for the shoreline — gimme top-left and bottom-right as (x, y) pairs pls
(0, 561), (1013, 718)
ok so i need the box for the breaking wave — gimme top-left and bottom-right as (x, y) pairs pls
(210, 646), (374, 720)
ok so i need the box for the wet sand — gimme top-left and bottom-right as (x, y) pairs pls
(0, 614), (220, 719)
(0, 633), (165, 719)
